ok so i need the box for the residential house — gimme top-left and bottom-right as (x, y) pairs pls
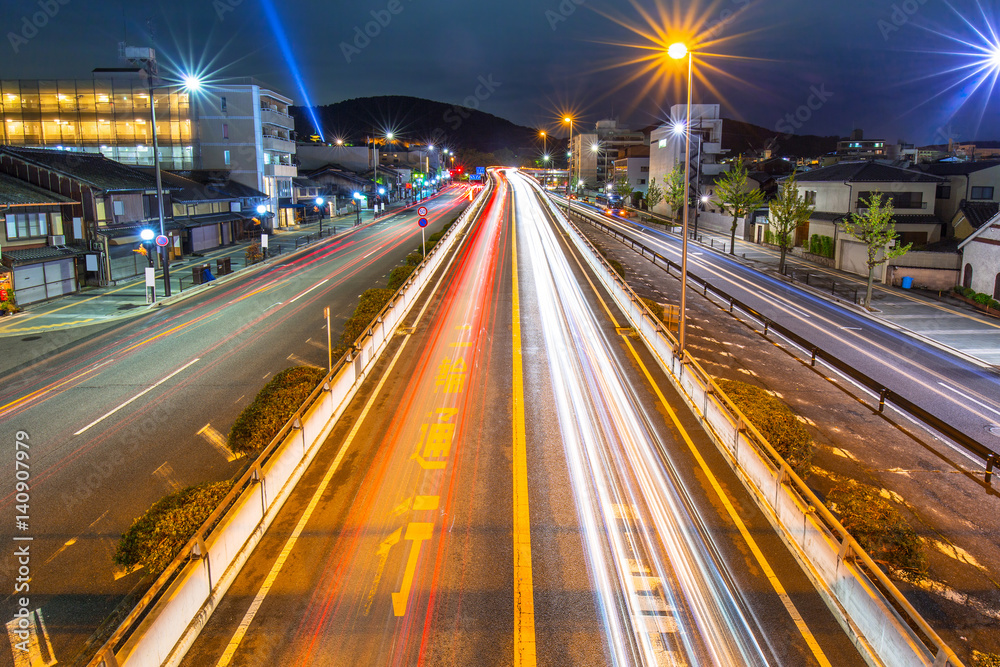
(0, 146), (177, 285)
(957, 209), (1000, 298)
(0, 172), (82, 304)
(915, 161), (1000, 235)
(141, 170), (247, 253)
(786, 161), (947, 281)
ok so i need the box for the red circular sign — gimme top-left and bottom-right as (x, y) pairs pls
(419, 218), (428, 228)
(417, 206), (428, 217)
(155, 235), (169, 247)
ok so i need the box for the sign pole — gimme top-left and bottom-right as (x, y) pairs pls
(324, 306), (332, 373)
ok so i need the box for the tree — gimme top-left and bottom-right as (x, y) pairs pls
(663, 164), (686, 225)
(768, 174), (814, 274)
(614, 175), (634, 200)
(645, 179), (664, 211)
(843, 191), (912, 310)
(712, 156), (765, 254)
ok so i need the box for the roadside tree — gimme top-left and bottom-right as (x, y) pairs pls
(769, 174), (814, 274)
(842, 192), (912, 309)
(663, 164), (686, 225)
(712, 156), (765, 254)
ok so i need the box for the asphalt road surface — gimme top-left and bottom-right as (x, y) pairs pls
(0, 188), (468, 667)
(182, 171), (864, 666)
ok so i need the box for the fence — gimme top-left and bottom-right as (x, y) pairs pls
(567, 202), (996, 481)
(85, 178), (495, 667)
(540, 187), (963, 667)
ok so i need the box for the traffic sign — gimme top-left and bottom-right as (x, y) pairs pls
(155, 235), (169, 247)
(417, 206), (428, 217)
(476, 166), (485, 174)
(418, 217), (428, 228)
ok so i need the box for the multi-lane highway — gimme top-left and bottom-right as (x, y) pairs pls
(562, 200), (1000, 461)
(181, 171), (864, 666)
(0, 189), (468, 666)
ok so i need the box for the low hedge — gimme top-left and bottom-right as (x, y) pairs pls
(641, 298), (664, 323)
(973, 651), (1000, 667)
(716, 378), (814, 476)
(827, 480), (926, 581)
(339, 288), (394, 349)
(228, 366), (327, 455)
(114, 481), (233, 574)
(387, 265), (416, 292)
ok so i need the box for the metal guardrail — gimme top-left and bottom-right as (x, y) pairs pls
(540, 190), (964, 667)
(565, 203), (998, 482)
(85, 180), (493, 667)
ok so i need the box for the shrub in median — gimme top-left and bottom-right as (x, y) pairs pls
(387, 265), (416, 292)
(641, 298), (664, 323)
(228, 366), (327, 455)
(716, 378), (814, 476)
(340, 288), (394, 348)
(827, 480), (926, 581)
(114, 481), (233, 574)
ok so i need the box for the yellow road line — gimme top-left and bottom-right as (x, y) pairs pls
(0, 280), (137, 333)
(511, 203), (537, 667)
(214, 326), (415, 667)
(555, 211), (832, 666)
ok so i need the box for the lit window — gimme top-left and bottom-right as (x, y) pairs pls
(224, 150), (231, 166)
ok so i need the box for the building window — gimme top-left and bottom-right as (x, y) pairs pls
(858, 191), (923, 209)
(937, 185), (952, 199)
(641, 166), (649, 172)
(804, 191), (817, 205)
(224, 150), (231, 166)
(223, 123), (229, 139)
(971, 186), (995, 200)
(639, 179), (646, 185)
(220, 96), (227, 112)
(4, 212), (49, 239)
(113, 200), (125, 216)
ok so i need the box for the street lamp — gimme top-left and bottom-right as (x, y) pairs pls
(353, 191), (362, 226)
(315, 196), (325, 235)
(669, 41), (695, 355)
(147, 73), (202, 298)
(563, 116), (574, 197)
(540, 130), (548, 165)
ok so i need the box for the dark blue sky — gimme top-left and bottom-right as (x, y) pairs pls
(3, 0), (999, 144)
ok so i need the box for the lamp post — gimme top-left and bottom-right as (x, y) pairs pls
(315, 196), (325, 235)
(563, 117), (574, 196)
(146, 74), (202, 298)
(540, 130), (547, 166)
(353, 191), (362, 226)
(668, 42), (694, 355)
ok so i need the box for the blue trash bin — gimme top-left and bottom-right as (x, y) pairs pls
(901, 276), (913, 289)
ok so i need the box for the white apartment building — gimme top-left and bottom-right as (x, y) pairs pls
(649, 104), (727, 217)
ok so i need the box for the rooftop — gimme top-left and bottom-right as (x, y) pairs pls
(916, 161), (1000, 176)
(793, 161), (943, 183)
(0, 172), (77, 206)
(0, 147), (161, 192)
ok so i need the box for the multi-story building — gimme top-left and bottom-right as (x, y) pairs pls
(649, 104), (727, 217)
(613, 145), (650, 200)
(569, 120), (645, 193)
(915, 161), (1000, 234)
(835, 129), (889, 161)
(0, 49), (299, 226)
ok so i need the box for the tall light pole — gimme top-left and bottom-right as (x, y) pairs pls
(539, 130), (547, 165)
(315, 196), (325, 235)
(669, 42), (693, 355)
(563, 116), (574, 196)
(147, 73), (202, 298)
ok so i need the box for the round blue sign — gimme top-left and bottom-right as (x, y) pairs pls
(155, 235), (169, 247)
(418, 217), (428, 228)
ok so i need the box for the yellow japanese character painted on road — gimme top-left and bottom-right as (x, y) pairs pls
(411, 409), (458, 469)
(435, 356), (468, 394)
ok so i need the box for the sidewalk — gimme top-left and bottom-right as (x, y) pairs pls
(673, 222), (1000, 368)
(0, 203), (404, 338)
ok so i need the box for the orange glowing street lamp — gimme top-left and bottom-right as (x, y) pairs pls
(669, 41), (695, 356)
(563, 116), (574, 196)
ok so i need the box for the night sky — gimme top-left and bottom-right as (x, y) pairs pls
(3, 0), (999, 145)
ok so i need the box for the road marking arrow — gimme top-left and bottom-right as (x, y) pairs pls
(392, 522), (434, 616)
(364, 527), (402, 616)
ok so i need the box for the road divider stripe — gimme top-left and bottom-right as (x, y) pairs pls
(511, 203), (537, 667)
(73, 358), (200, 436)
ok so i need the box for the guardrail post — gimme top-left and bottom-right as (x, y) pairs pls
(986, 453), (996, 486)
(763, 320), (770, 337)
(805, 273), (811, 286)
(810, 348), (818, 367)
(878, 388), (889, 414)
(831, 281), (837, 295)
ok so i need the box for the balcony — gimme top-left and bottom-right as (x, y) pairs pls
(264, 163), (298, 178)
(261, 107), (294, 130)
(263, 135), (295, 154)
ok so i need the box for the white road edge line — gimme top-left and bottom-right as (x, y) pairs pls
(937, 381), (1000, 420)
(288, 279), (329, 304)
(73, 358), (201, 436)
